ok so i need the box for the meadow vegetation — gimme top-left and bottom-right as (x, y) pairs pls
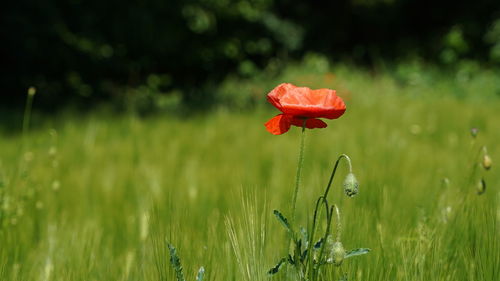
(1, 62), (499, 280)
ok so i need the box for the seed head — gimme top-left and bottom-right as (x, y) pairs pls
(343, 173), (359, 197)
(482, 154), (492, 171)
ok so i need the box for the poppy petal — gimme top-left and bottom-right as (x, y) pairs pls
(266, 83), (297, 112)
(290, 117), (328, 129)
(264, 114), (292, 135)
(268, 84), (346, 119)
(305, 118), (328, 129)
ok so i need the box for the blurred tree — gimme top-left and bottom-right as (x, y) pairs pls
(1, 0), (499, 111)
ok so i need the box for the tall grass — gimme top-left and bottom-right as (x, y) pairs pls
(0, 64), (499, 280)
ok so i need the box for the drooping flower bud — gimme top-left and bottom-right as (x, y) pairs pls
(327, 237), (345, 266)
(476, 178), (486, 195)
(343, 173), (359, 197)
(470, 128), (478, 138)
(482, 154), (492, 171)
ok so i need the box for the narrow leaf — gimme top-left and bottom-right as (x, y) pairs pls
(267, 258), (286, 275)
(314, 238), (324, 249)
(196, 266), (205, 281)
(296, 239), (302, 254)
(301, 249), (308, 262)
(273, 210), (292, 233)
(293, 239), (302, 265)
(300, 227), (309, 248)
(345, 248), (371, 258)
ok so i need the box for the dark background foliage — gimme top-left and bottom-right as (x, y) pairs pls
(2, 0), (500, 111)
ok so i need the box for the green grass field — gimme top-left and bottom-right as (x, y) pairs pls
(1, 63), (499, 280)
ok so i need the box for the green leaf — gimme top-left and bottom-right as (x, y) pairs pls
(296, 239), (302, 254)
(339, 274), (348, 281)
(345, 248), (371, 259)
(300, 227), (309, 247)
(168, 244), (186, 281)
(196, 266), (205, 281)
(273, 210), (292, 233)
(300, 249), (308, 262)
(268, 257), (287, 275)
(313, 238), (324, 249)
(294, 239), (302, 263)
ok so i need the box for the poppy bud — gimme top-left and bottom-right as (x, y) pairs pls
(476, 178), (486, 195)
(482, 154), (492, 171)
(470, 128), (478, 138)
(327, 237), (345, 266)
(343, 173), (359, 197)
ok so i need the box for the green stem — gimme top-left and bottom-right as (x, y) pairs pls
(305, 196), (328, 278)
(333, 205), (341, 242)
(291, 122), (306, 224)
(306, 154), (352, 280)
(286, 121), (306, 280)
(314, 205), (334, 281)
(323, 154), (351, 199)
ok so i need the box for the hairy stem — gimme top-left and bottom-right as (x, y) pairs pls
(314, 205), (334, 281)
(323, 154), (352, 199)
(306, 154), (352, 280)
(305, 196), (328, 279)
(286, 121), (306, 280)
(333, 204), (341, 242)
(291, 122), (306, 224)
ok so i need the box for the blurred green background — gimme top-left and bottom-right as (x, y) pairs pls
(1, 1), (500, 280)
(2, 0), (500, 115)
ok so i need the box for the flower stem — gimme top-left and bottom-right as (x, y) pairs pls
(291, 122), (306, 224)
(333, 204), (342, 242)
(286, 122), (306, 279)
(323, 154), (352, 199)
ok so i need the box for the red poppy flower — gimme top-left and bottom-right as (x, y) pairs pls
(264, 83), (346, 135)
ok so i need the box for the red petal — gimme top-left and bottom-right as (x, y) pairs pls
(305, 118), (327, 129)
(269, 85), (346, 119)
(264, 114), (292, 135)
(266, 83), (297, 112)
(290, 117), (328, 129)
